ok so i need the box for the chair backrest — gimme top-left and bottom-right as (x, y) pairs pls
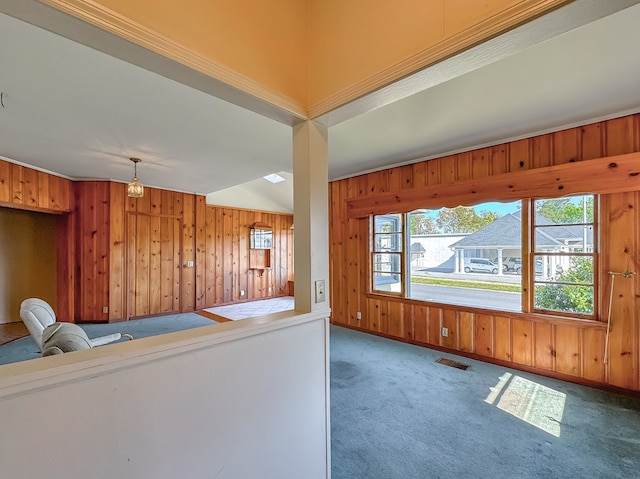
(20, 298), (57, 351)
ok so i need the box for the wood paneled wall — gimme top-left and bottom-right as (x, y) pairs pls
(329, 114), (640, 392)
(74, 181), (293, 322)
(0, 159), (74, 322)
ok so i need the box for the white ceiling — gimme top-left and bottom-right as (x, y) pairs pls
(1, 1), (640, 213)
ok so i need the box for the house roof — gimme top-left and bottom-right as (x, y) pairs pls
(449, 210), (593, 250)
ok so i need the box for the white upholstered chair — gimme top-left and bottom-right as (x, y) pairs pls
(19, 298), (128, 352)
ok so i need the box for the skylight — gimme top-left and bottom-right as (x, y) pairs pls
(263, 173), (285, 184)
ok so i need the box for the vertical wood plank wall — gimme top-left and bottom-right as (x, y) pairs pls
(329, 114), (640, 392)
(0, 161), (293, 324)
(74, 181), (294, 322)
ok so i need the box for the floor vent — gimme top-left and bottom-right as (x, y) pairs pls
(436, 358), (470, 370)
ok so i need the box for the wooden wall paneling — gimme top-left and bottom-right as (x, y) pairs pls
(109, 183), (126, 320)
(510, 318), (533, 366)
(134, 213), (150, 317)
(426, 158), (439, 186)
(331, 181), (345, 322)
(222, 208), (233, 303)
(378, 300), (390, 335)
(0, 160), (10, 202)
(195, 196), (207, 308)
(367, 297), (381, 332)
(148, 214), (162, 315)
(214, 208), (224, 304)
(11, 164), (22, 205)
(387, 166), (403, 192)
(474, 314), (493, 358)
(412, 304), (429, 343)
(399, 164), (414, 190)
(552, 127), (579, 165)
(387, 301), (404, 339)
(580, 122), (603, 161)
(582, 328), (605, 383)
(603, 192), (638, 389)
(37, 171), (49, 209)
(490, 145), (508, 175)
(56, 212), (74, 323)
(533, 322), (553, 371)
(605, 115), (636, 156)
(553, 325), (581, 377)
(412, 161), (427, 189)
(458, 311), (474, 353)
(378, 170), (391, 194)
(531, 135), (552, 169)
(149, 188), (161, 215)
(439, 155), (456, 185)
(171, 216), (181, 312)
(232, 208), (241, 300)
(22, 167), (38, 208)
(204, 206), (216, 306)
(428, 307), (442, 346)
(493, 316), (511, 362)
(455, 152), (472, 182)
(470, 148), (490, 180)
(347, 178), (360, 326)
(358, 216), (369, 327)
(48, 175), (69, 211)
(508, 138), (530, 172)
(239, 209), (250, 299)
(181, 193), (195, 311)
(441, 309), (457, 350)
(96, 183), (110, 321)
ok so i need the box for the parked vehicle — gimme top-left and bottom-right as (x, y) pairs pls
(510, 258), (544, 275)
(502, 257), (520, 272)
(464, 257), (499, 274)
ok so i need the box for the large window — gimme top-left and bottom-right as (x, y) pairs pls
(371, 194), (598, 319)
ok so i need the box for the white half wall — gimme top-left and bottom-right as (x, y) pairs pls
(0, 310), (331, 479)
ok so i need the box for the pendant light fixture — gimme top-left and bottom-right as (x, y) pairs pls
(127, 157), (144, 198)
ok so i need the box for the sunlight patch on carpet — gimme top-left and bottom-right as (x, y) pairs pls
(495, 375), (566, 437)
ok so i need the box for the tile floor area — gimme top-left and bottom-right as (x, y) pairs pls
(203, 296), (295, 320)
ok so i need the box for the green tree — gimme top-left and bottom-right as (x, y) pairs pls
(435, 206), (499, 233)
(409, 213), (438, 235)
(534, 257), (593, 314)
(536, 196), (593, 224)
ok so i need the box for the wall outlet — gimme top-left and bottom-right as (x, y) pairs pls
(240, 290), (245, 296)
(268, 286), (272, 293)
(441, 327), (449, 337)
(187, 260), (194, 267)
(356, 311), (362, 320)
(102, 306), (108, 314)
(315, 279), (326, 303)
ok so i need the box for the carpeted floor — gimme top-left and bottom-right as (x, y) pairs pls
(330, 325), (640, 479)
(0, 312), (216, 366)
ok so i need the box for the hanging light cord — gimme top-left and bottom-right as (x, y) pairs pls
(603, 270), (636, 366)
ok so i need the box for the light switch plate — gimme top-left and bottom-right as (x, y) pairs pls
(315, 279), (326, 303)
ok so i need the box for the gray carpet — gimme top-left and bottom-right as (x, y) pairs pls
(330, 325), (640, 479)
(0, 313), (216, 366)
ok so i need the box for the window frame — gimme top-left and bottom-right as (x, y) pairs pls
(370, 213), (406, 296)
(370, 194), (600, 321)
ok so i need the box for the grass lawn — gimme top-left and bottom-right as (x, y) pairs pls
(411, 276), (521, 292)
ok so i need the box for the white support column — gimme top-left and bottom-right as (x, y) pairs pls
(293, 120), (330, 313)
(497, 249), (504, 276)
